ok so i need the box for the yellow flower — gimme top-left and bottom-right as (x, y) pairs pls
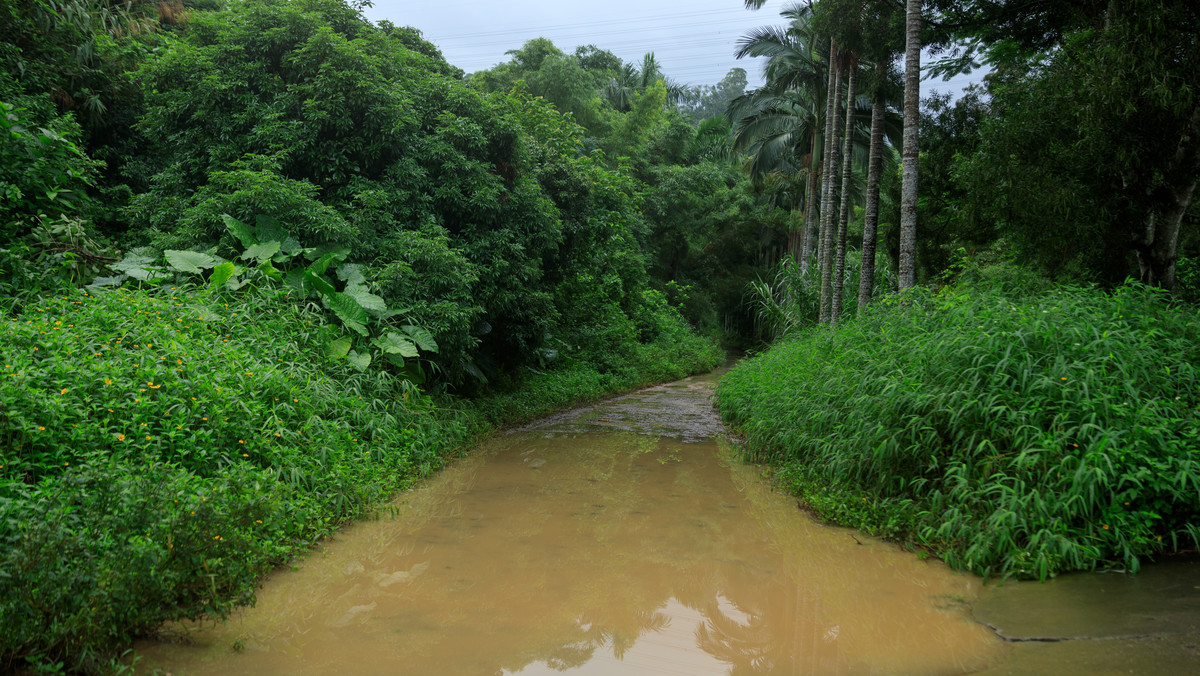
(37, 426), (45, 431)
(60, 388), (68, 395)
(148, 381), (161, 389)
(105, 378), (112, 385)
(117, 434), (125, 441)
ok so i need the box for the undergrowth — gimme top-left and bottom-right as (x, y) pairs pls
(718, 268), (1200, 580)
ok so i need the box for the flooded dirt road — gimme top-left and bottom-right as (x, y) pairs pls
(133, 370), (1199, 674)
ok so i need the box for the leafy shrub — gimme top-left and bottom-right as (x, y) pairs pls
(718, 273), (1200, 579)
(0, 284), (472, 671)
(0, 90), (102, 241)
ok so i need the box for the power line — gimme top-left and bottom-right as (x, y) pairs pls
(425, 7), (755, 41)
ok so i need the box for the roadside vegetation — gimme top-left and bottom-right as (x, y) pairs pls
(719, 264), (1200, 580)
(718, 0), (1198, 581)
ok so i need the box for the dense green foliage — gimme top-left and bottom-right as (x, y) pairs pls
(3, 0), (1199, 671)
(0, 1), (735, 672)
(719, 267), (1200, 579)
(921, 0), (1200, 288)
(0, 283), (470, 671)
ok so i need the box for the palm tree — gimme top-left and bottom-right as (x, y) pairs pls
(858, 59), (890, 315)
(831, 51), (858, 323)
(603, 52), (688, 111)
(899, 0), (921, 289)
(817, 38), (842, 325)
(730, 2), (828, 275)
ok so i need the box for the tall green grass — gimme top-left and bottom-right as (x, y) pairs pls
(718, 268), (1200, 579)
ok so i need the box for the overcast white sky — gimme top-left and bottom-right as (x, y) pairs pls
(362, 0), (981, 95)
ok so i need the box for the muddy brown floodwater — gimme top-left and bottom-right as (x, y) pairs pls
(132, 370), (1200, 675)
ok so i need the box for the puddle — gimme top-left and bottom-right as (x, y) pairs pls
(972, 555), (1200, 674)
(133, 371), (1007, 674)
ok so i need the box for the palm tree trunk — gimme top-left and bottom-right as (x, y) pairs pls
(819, 41), (841, 324)
(858, 69), (886, 317)
(899, 0), (921, 290)
(799, 128), (820, 277)
(831, 59), (857, 324)
(789, 210), (803, 265)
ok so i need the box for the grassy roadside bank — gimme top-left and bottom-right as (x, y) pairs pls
(0, 283), (722, 674)
(717, 268), (1200, 581)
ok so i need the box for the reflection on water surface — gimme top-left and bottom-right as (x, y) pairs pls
(134, 373), (1004, 675)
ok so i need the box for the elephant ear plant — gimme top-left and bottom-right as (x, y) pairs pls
(105, 214), (438, 389)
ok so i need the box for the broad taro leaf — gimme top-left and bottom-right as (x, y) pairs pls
(254, 214), (287, 243)
(336, 263), (366, 287)
(307, 246), (350, 274)
(284, 268), (308, 296)
(165, 250), (219, 274)
(87, 275), (126, 288)
(342, 318), (368, 336)
(303, 269), (336, 297)
(346, 349), (372, 371)
(222, 214), (257, 249)
(345, 284), (387, 314)
(111, 248), (167, 281)
(329, 292), (370, 332)
(210, 261), (236, 292)
(401, 324), (438, 353)
(372, 331), (418, 358)
(258, 258), (283, 281)
(241, 240), (282, 264)
(328, 336), (353, 359)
